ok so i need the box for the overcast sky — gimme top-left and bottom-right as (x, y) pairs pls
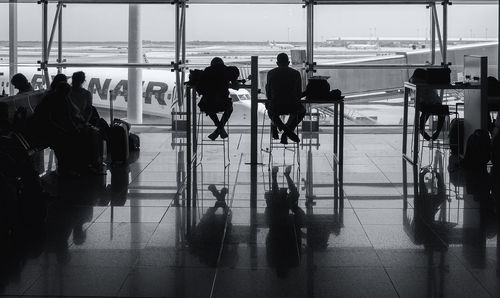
(0, 4), (497, 42)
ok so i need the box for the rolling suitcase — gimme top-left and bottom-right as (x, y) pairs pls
(108, 92), (129, 164)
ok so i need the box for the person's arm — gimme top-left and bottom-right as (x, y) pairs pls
(265, 72), (272, 101)
(83, 91), (93, 123)
(295, 71), (302, 102)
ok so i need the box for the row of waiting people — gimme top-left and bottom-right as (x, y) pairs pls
(0, 71), (136, 177)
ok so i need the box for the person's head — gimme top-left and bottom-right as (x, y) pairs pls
(71, 71), (86, 87)
(210, 57), (224, 67)
(11, 73), (30, 91)
(276, 53), (290, 67)
(50, 73), (67, 90)
(410, 68), (427, 83)
(55, 82), (71, 96)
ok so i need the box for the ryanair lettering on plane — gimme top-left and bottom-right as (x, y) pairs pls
(30, 74), (171, 105)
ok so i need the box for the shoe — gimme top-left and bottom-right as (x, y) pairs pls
(219, 128), (229, 139)
(208, 129), (219, 141)
(287, 131), (300, 143)
(284, 165), (292, 176)
(280, 133), (288, 144)
(271, 125), (279, 140)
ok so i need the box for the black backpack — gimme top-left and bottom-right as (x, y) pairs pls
(129, 133), (140, 152)
(448, 118), (464, 155)
(487, 76), (500, 96)
(464, 129), (491, 170)
(305, 77), (330, 100)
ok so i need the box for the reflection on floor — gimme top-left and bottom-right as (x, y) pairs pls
(1, 127), (500, 297)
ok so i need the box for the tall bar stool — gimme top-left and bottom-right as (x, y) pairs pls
(414, 102), (459, 167)
(197, 112), (230, 168)
(260, 111), (300, 170)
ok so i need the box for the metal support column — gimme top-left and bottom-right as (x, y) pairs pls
(174, 1), (183, 107)
(9, 0), (17, 95)
(57, 2), (63, 74)
(47, 3), (62, 58)
(180, 1), (186, 88)
(442, 0), (449, 66)
(305, 0), (314, 77)
(128, 4), (143, 124)
(430, 3), (436, 65)
(250, 56), (258, 208)
(186, 87), (192, 207)
(432, 5), (444, 62)
(41, 0), (50, 87)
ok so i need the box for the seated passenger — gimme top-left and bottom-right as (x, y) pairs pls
(31, 74), (69, 148)
(410, 69), (448, 141)
(70, 71), (93, 126)
(47, 82), (82, 176)
(197, 57), (238, 141)
(10, 73), (34, 94)
(265, 53), (305, 144)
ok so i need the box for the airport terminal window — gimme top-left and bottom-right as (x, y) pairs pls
(446, 4), (498, 78)
(57, 4), (176, 125)
(313, 5), (432, 126)
(186, 4), (306, 127)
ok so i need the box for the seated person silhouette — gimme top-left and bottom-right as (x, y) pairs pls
(410, 69), (448, 141)
(47, 82), (82, 176)
(69, 71), (93, 125)
(31, 74), (69, 148)
(265, 53), (306, 144)
(10, 73), (34, 94)
(187, 186), (230, 267)
(197, 57), (239, 141)
(264, 165), (304, 278)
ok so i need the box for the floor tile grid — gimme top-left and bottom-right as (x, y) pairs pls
(345, 206), (406, 297)
(354, 205), (495, 298)
(113, 147), (187, 297)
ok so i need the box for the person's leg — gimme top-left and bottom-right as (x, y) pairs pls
(218, 104), (233, 139)
(267, 108), (287, 132)
(207, 113), (221, 140)
(284, 165), (299, 210)
(285, 104), (306, 131)
(271, 166), (279, 194)
(219, 104), (233, 128)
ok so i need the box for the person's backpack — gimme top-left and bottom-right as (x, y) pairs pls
(425, 68), (451, 84)
(187, 69), (204, 94)
(129, 133), (140, 152)
(487, 76), (500, 96)
(448, 118), (464, 155)
(464, 129), (491, 169)
(305, 77), (330, 100)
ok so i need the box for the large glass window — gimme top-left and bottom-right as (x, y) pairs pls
(186, 4), (307, 126)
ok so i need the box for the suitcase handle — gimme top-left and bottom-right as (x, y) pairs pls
(109, 90), (114, 124)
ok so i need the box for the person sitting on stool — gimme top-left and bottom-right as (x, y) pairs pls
(265, 53), (305, 144)
(410, 68), (448, 141)
(197, 57), (239, 141)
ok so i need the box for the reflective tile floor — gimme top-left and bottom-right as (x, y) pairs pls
(2, 127), (500, 297)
